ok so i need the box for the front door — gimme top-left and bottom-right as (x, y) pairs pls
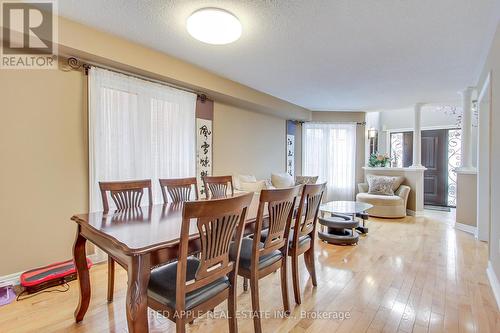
(421, 130), (448, 206)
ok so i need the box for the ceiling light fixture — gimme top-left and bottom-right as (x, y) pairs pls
(187, 8), (242, 45)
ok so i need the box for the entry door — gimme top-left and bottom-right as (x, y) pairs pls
(421, 130), (448, 206)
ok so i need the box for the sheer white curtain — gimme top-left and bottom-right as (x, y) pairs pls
(302, 122), (356, 201)
(88, 67), (196, 211)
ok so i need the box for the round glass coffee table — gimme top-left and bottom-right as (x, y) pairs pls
(320, 201), (373, 234)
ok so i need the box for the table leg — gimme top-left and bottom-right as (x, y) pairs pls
(126, 254), (151, 333)
(73, 226), (90, 322)
(356, 212), (369, 234)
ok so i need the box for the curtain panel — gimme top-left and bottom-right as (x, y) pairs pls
(88, 67), (197, 211)
(302, 122), (356, 201)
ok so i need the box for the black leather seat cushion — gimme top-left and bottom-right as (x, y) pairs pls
(229, 238), (282, 269)
(259, 229), (311, 249)
(147, 257), (229, 310)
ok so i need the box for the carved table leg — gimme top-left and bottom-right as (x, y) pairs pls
(126, 254), (151, 333)
(73, 226), (91, 322)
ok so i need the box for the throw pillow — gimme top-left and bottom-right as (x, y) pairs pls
(233, 174), (257, 190)
(271, 172), (295, 188)
(239, 180), (266, 193)
(295, 175), (319, 185)
(367, 176), (397, 196)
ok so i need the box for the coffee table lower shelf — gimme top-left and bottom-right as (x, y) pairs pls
(318, 228), (359, 245)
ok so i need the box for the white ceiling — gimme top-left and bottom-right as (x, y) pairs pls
(58, 0), (500, 111)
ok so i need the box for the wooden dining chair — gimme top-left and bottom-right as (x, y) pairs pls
(159, 177), (198, 203)
(289, 183), (326, 305)
(98, 179), (152, 302)
(230, 186), (300, 333)
(202, 175), (234, 199)
(147, 193), (254, 333)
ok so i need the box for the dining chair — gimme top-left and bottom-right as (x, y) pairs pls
(289, 183), (325, 304)
(159, 177), (198, 203)
(147, 193), (254, 333)
(230, 186), (300, 333)
(202, 175), (234, 199)
(98, 179), (152, 302)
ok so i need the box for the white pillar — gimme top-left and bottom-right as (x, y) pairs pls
(411, 103), (424, 168)
(460, 87), (474, 170)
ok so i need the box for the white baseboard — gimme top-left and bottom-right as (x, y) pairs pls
(406, 209), (425, 217)
(487, 261), (500, 310)
(0, 254), (106, 288)
(455, 222), (478, 237)
(0, 271), (21, 288)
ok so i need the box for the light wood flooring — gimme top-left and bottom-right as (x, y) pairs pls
(1, 212), (499, 332)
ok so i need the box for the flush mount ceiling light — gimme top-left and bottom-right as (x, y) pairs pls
(187, 8), (242, 45)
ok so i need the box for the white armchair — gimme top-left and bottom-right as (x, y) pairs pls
(356, 183), (410, 218)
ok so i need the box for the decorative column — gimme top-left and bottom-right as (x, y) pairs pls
(411, 103), (424, 168)
(460, 87), (474, 170)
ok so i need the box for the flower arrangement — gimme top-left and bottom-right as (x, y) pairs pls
(368, 152), (391, 167)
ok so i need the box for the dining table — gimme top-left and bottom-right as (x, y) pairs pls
(71, 192), (268, 333)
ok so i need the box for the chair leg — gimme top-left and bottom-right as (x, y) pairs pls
(228, 274), (238, 333)
(107, 257), (115, 302)
(250, 275), (262, 333)
(176, 318), (186, 333)
(291, 254), (301, 305)
(304, 247), (318, 287)
(280, 258), (291, 314)
(243, 277), (248, 292)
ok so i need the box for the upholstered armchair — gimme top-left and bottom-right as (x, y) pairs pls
(356, 183), (411, 218)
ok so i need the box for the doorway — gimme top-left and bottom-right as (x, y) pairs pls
(390, 128), (461, 207)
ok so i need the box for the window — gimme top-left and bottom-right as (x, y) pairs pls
(390, 133), (404, 168)
(88, 67), (197, 211)
(302, 122), (356, 200)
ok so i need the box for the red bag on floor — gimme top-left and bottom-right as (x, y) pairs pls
(20, 258), (92, 294)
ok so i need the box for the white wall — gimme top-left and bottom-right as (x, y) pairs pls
(477, 22), (500, 282)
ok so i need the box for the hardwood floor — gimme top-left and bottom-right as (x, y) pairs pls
(1, 213), (499, 332)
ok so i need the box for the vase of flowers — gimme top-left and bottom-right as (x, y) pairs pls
(368, 152), (391, 167)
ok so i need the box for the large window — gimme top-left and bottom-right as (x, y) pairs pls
(302, 122), (356, 200)
(88, 67), (197, 211)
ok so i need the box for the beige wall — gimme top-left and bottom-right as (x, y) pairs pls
(295, 112), (367, 187)
(477, 22), (500, 280)
(213, 102), (285, 179)
(455, 173), (477, 227)
(0, 68), (88, 276)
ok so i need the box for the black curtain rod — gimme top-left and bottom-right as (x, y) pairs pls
(65, 57), (207, 99)
(292, 120), (366, 126)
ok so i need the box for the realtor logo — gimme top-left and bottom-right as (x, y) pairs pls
(1, 0), (58, 69)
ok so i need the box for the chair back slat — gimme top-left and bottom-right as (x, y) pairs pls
(202, 175), (234, 199)
(293, 183), (326, 242)
(99, 180), (152, 212)
(255, 187), (300, 257)
(176, 193), (253, 306)
(159, 177), (198, 203)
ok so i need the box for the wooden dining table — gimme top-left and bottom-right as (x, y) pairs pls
(71, 193), (266, 333)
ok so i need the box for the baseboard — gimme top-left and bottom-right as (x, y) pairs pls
(454, 222), (478, 237)
(487, 261), (500, 310)
(0, 271), (21, 288)
(406, 209), (425, 217)
(0, 254), (105, 288)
